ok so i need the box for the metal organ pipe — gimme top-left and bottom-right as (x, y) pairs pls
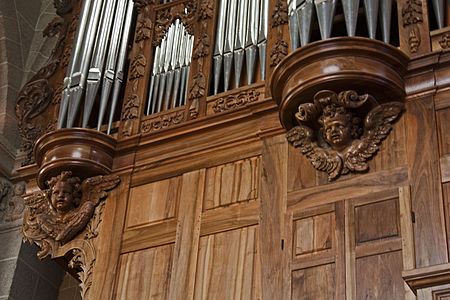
(58, 0), (135, 132)
(288, 0), (397, 49)
(145, 21), (194, 116)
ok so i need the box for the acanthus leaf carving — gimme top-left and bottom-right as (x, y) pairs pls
(135, 17), (153, 44)
(270, 38), (288, 67)
(287, 90), (404, 181)
(121, 94), (140, 137)
(402, 0), (423, 26)
(135, 0), (156, 13)
(192, 32), (210, 59)
(22, 171), (120, 259)
(129, 54), (147, 80)
(213, 90), (261, 113)
(272, 0), (289, 27)
(198, 0), (214, 20)
(409, 26), (421, 53)
(69, 248), (95, 299)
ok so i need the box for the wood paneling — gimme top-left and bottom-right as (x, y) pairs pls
(126, 176), (180, 229)
(356, 251), (404, 300)
(355, 199), (399, 244)
(203, 157), (260, 210)
(294, 213), (334, 256)
(115, 244), (174, 300)
(193, 226), (261, 300)
(406, 96), (448, 267)
(291, 264), (336, 300)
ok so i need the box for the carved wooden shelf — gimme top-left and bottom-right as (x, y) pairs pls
(34, 128), (116, 189)
(270, 37), (409, 129)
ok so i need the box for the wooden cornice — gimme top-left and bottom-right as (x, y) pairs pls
(403, 263), (450, 294)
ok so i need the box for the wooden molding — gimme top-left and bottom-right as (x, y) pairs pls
(441, 154), (450, 183)
(403, 263), (450, 294)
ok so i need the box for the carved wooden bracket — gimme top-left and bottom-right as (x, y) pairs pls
(22, 171), (120, 259)
(286, 90), (404, 180)
(270, 37), (409, 180)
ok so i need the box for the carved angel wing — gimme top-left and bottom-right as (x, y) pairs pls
(80, 174), (121, 206)
(344, 102), (404, 172)
(287, 125), (343, 181)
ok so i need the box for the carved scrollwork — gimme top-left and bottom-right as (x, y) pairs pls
(153, 1), (196, 46)
(22, 171), (120, 259)
(287, 90), (404, 181)
(439, 33), (450, 49)
(141, 110), (186, 133)
(213, 90), (261, 113)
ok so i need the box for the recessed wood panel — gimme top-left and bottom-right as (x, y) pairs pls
(203, 157), (260, 210)
(126, 176), (180, 229)
(115, 244), (174, 300)
(355, 199), (399, 244)
(294, 213), (334, 256)
(291, 264), (336, 299)
(355, 251), (404, 300)
(193, 226), (261, 299)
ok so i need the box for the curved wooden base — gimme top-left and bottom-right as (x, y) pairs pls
(270, 37), (409, 129)
(34, 128), (116, 189)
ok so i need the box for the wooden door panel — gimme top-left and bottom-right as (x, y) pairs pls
(193, 226), (261, 300)
(292, 264), (336, 300)
(115, 244), (174, 300)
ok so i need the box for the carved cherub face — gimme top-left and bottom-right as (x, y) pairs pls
(319, 104), (355, 150)
(51, 180), (75, 213)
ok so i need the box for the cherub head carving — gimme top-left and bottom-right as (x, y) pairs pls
(288, 90), (404, 181)
(319, 104), (362, 150)
(47, 171), (81, 214)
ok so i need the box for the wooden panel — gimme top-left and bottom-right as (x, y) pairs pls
(115, 244), (173, 299)
(203, 157), (260, 210)
(194, 226), (261, 300)
(437, 108), (450, 155)
(294, 213), (334, 256)
(168, 169), (205, 299)
(406, 96), (448, 267)
(126, 176), (180, 229)
(355, 199), (399, 244)
(355, 251), (404, 300)
(291, 264), (336, 300)
(259, 135), (290, 299)
(441, 155), (450, 183)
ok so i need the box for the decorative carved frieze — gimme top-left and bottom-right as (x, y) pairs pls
(22, 171), (120, 259)
(286, 90), (404, 181)
(213, 90), (261, 113)
(141, 110), (186, 133)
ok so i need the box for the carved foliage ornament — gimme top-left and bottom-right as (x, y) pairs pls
(402, 0), (423, 26)
(287, 90), (404, 181)
(213, 90), (261, 113)
(272, 0), (289, 27)
(22, 171), (120, 259)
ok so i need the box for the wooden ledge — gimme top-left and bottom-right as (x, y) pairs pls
(403, 263), (450, 294)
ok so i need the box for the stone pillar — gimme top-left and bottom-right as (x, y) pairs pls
(0, 178), (64, 299)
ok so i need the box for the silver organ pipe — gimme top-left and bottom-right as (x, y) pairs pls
(431, 0), (444, 29)
(288, 0), (397, 49)
(212, 0), (269, 95)
(145, 21), (194, 116)
(58, 0), (136, 132)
